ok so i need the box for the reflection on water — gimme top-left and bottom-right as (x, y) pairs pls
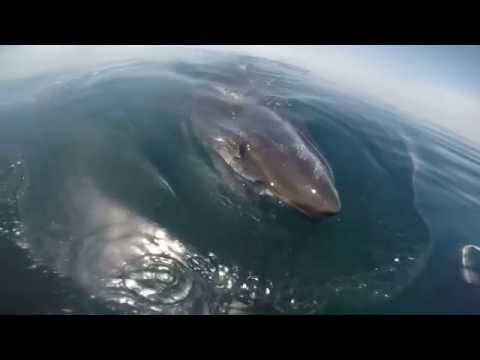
(56, 178), (230, 315)
(461, 245), (480, 286)
(0, 50), (466, 314)
(15, 172), (294, 314)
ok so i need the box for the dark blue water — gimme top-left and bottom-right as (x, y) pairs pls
(0, 49), (479, 314)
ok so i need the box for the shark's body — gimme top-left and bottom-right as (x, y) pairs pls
(191, 84), (341, 218)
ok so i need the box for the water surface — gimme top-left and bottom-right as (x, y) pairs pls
(0, 50), (479, 314)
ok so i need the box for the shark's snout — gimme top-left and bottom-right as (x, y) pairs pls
(284, 184), (341, 219)
(239, 137), (342, 220)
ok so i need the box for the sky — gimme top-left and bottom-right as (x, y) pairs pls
(1, 45), (479, 144)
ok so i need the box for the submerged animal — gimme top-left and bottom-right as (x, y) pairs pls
(190, 84), (341, 218)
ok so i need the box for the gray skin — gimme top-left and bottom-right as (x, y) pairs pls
(191, 84), (341, 218)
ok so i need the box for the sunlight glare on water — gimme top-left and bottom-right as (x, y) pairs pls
(0, 48), (479, 314)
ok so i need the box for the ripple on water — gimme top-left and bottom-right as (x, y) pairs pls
(0, 54), (439, 314)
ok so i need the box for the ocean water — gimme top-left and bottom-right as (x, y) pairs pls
(0, 49), (479, 314)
